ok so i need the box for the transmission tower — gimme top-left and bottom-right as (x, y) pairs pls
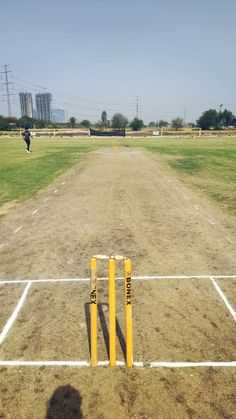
(1, 64), (13, 116)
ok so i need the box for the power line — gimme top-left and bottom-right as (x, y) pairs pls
(12, 76), (133, 107)
(13, 82), (134, 114)
(1, 65), (13, 116)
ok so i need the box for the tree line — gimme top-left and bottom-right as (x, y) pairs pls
(0, 107), (235, 131)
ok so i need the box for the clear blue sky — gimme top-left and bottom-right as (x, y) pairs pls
(0, 0), (235, 123)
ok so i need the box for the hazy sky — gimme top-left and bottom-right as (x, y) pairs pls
(0, 0), (235, 123)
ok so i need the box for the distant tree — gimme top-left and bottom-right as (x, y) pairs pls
(94, 121), (102, 130)
(218, 109), (235, 127)
(157, 120), (169, 128)
(5, 117), (18, 125)
(34, 119), (45, 128)
(130, 117), (144, 131)
(0, 116), (10, 131)
(17, 116), (34, 129)
(101, 110), (110, 127)
(80, 119), (91, 128)
(171, 117), (184, 129)
(69, 117), (76, 128)
(111, 113), (128, 129)
(197, 109), (218, 130)
(148, 121), (156, 128)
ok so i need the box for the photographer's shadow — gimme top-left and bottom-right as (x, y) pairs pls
(46, 385), (83, 419)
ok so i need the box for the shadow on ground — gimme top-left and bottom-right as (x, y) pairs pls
(84, 302), (126, 358)
(46, 385), (83, 418)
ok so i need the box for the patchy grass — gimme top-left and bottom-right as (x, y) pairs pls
(0, 137), (96, 206)
(137, 136), (236, 216)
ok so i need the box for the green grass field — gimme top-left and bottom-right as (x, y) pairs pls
(0, 136), (235, 215)
(139, 137), (236, 216)
(0, 137), (96, 207)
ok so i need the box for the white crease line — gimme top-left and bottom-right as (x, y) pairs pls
(0, 360), (235, 368)
(0, 279), (91, 284)
(61, 181), (66, 185)
(32, 209), (38, 215)
(0, 360), (90, 367)
(0, 282), (32, 345)
(13, 226), (22, 234)
(54, 189), (58, 193)
(225, 235), (233, 244)
(149, 361), (236, 368)
(211, 277), (236, 323)
(0, 275), (236, 285)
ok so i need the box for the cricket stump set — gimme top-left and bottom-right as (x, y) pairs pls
(90, 255), (133, 368)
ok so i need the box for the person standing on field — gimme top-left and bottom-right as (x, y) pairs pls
(22, 128), (31, 153)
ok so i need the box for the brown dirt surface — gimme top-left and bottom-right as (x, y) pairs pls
(218, 279), (236, 308)
(0, 201), (19, 218)
(0, 147), (236, 418)
(0, 284), (25, 330)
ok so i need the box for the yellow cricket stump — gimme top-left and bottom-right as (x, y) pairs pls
(124, 258), (133, 368)
(90, 257), (98, 367)
(109, 258), (116, 366)
(90, 255), (133, 368)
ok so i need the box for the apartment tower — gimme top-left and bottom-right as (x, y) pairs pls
(19, 92), (33, 118)
(35, 92), (52, 121)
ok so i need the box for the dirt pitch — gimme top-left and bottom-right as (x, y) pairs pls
(0, 147), (236, 418)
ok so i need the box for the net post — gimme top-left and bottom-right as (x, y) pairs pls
(90, 257), (98, 367)
(124, 258), (133, 368)
(108, 257), (116, 366)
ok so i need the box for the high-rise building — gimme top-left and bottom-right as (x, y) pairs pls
(35, 93), (52, 121)
(51, 108), (65, 123)
(19, 92), (33, 118)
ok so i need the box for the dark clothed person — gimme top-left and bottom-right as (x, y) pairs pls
(22, 129), (31, 153)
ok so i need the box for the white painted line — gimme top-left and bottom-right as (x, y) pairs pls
(211, 275), (236, 279)
(0, 275), (236, 285)
(0, 360), (90, 367)
(54, 189), (58, 193)
(134, 275), (235, 280)
(0, 282), (31, 345)
(97, 360), (111, 366)
(208, 219), (216, 225)
(149, 361), (236, 368)
(13, 225), (22, 234)
(133, 361), (144, 367)
(0, 360), (235, 368)
(211, 277), (236, 323)
(225, 235), (233, 244)
(61, 181), (66, 185)
(32, 209), (38, 215)
(0, 278), (92, 285)
(97, 360), (129, 366)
